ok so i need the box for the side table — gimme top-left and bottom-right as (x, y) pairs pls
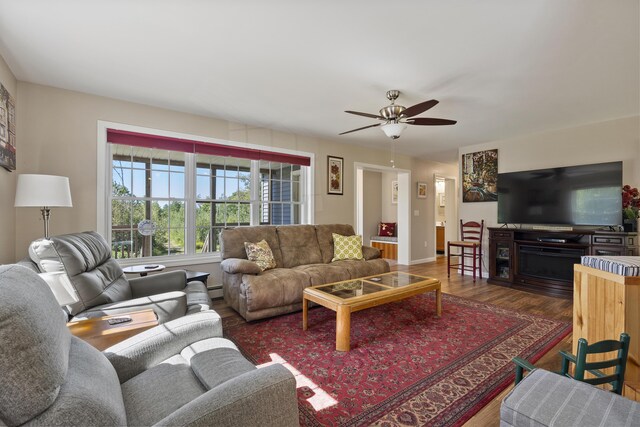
(122, 264), (165, 277)
(67, 309), (158, 351)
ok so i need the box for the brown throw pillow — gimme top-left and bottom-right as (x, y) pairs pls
(244, 239), (277, 271)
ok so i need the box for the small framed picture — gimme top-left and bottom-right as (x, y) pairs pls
(391, 180), (398, 204)
(327, 155), (344, 195)
(417, 182), (427, 199)
(439, 193), (445, 207)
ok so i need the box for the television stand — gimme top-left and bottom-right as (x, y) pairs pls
(488, 227), (638, 298)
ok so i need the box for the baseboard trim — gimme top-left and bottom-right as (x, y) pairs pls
(410, 257), (436, 265)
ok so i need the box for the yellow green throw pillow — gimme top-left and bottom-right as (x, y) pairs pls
(244, 239), (277, 271)
(332, 233), (364, 261)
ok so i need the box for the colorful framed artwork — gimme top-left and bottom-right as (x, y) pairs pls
(417, 182), (427, 199)
(391, 180), (398, 204)
(327, 155), (344, 195)
(462, 149), (498, 203)
(0, 83), (16, 171)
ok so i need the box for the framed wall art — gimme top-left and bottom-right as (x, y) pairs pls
(0, 83), (16, 171)
(462, 149), (498, 203)
(417, 182), (427, 199)
(327, 155), (343, 195)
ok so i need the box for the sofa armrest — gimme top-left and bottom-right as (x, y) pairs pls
(155, 364), (299, 427)
(129, 270), (187, 298)
(220, 258), (262, 275)
(103, 310), (222, 383)
(362, 245), (381, 260)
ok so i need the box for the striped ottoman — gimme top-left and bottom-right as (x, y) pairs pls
(501, 369), (640, 426)
(580, 255), (640, 276)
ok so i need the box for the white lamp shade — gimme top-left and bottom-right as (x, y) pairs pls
(38, 272), (79, 306)
(15, 174), (73, 207)
(381, 122), (407, 139)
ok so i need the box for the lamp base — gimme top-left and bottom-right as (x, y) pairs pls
(41, 206), (52, 239)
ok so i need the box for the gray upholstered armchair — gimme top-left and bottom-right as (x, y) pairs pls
(0, 265), (299, 427)
(26, 231), (211, 323)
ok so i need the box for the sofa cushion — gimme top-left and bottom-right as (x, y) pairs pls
(242, 268), (311, 311)
(48, 232), (132, 314)
(29, 238), (65, 272)
(330, 258), (390, 279)
(315, 224), (356, 264)
(378, 222), (396, 237)
(29, 338), (127, 427)
(293, 263), (352, 285)
(332, 233), (364, 261)
(220, 226), (283, 267)
(277, 225), (323, 268)
(122, 355), (206, 426)
(244, 239), (277, 271)
(190, 347), (256, 390)
(0, 265), (72, 426)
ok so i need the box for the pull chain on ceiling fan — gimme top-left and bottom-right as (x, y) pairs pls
(339, 90), (457, 139)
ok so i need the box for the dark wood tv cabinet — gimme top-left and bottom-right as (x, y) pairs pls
(488, 227), (638, 298)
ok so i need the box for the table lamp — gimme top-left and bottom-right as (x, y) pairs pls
(14, 174), (73, 239)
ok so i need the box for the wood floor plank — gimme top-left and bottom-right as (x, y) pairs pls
(211, 256), (573, 427)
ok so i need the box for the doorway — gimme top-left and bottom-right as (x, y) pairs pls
(434, 174), (457, 258)
(355, 163), (411, 265)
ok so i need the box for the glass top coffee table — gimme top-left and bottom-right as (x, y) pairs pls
(302, 271), (441, 351)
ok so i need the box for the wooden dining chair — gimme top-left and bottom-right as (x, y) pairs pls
(512, 332), (630, 395)
(447, 220), (484, 282)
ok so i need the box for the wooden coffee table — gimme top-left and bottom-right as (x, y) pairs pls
(303, 271), (441, 351)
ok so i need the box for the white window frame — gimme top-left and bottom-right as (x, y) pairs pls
(97, 121), (315, 267)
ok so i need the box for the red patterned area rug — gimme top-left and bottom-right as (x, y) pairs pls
(223, 293), (571, 427)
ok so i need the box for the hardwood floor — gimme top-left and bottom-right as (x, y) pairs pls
(211, 256), (573, 427)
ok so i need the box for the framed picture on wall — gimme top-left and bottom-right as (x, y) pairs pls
(391, 180), (398, 204)
(439, 193), (445, 207)
(0, 83), (16, 171)
(327, 155), (344, 195)
(462, 149), (498, 202)
(417, 182), (427, 199)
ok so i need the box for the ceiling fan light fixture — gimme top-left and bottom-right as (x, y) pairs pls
(381, 122), (407, 140)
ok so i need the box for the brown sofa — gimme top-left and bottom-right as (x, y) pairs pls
(220, 224), (390, 321)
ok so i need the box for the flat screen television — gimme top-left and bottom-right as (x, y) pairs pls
(497, 161), (622, 226)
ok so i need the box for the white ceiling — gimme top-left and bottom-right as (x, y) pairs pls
(0, 1), (638, 163)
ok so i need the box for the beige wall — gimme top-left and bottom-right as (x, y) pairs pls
(16, 82), (434, 266)
(380, 171), (398, 222)
(410, 158), (458, 261)
(0, 53), (17, 264)
(458, 115), (640, 270)
(362, 170), (382, 246)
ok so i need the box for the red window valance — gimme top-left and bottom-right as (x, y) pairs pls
(107, 129), (311, 166)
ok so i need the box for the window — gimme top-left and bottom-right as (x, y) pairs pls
(104, 127), (312, 260)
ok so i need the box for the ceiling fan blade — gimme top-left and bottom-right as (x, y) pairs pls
(406, 117), (457, 126)
(345, 110), (385, 120)
(402, 99), (439, 118)
(339, 123), (381, 135)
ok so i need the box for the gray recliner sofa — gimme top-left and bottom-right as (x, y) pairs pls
(0, 264), (299, 427)
(25, 231), (211, 323)
(220, 224), (390, 321)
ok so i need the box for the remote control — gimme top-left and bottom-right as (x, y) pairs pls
(108, 316), (132, 325)
(144, 265), (159, 269)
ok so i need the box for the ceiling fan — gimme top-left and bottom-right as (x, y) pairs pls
(339, 90), (457, 139)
